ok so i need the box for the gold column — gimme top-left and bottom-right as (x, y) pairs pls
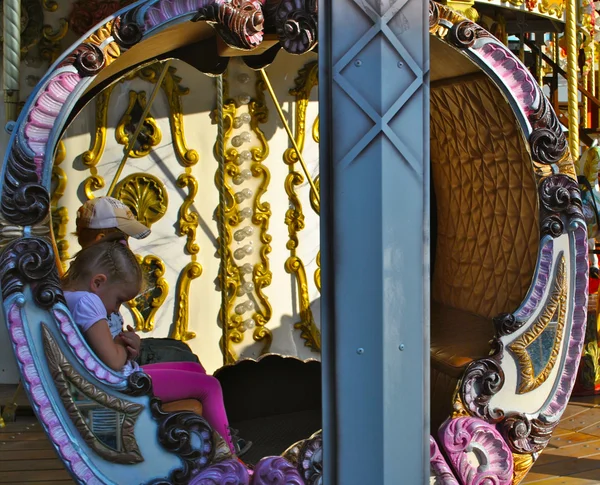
(566, 0), (580, 157)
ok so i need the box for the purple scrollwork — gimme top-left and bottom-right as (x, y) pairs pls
(440, 417), (513, 485)
(251, 456), (303, 485)
(515, 240), (554, 321)
(430, 436), (459, 485)
(460, 356), (505, 422)
(265, 0), (318, 54)
(187, 458), (250, 485)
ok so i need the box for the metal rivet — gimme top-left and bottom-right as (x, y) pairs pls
(356, 347), (364, 354)
(354, 59), (362, 67)
(399, 344), (405, 351)
(397, 61), (404, 68)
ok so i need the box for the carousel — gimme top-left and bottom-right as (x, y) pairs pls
(0, 0), (591, 483)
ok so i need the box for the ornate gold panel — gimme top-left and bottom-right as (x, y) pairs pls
(509, 255), (567, 394)
(113, 173), (168, 229)
(132, 63), (199, 167)
(513, 452), (535, 485)
(42, 325), (144, 464)
(115, 91), (162, 158)
(51, 141), (69, 266)
(177, 173), (200, 255)
(129, 255), (169, 332)
(84, 19), (120, 66)
(283, 61), (321, 350)
(170, 262), (201, 341)
(39, 19), (69, 64)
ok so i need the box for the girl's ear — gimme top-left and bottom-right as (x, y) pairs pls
(94, 233), (105, 242)
(90, 274), (108, 292)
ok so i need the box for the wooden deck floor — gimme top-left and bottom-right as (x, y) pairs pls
(4, 386), (600, 484)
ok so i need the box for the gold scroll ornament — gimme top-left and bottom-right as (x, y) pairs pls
(115, 91), (162, 158)
(51, 141), (69, 266)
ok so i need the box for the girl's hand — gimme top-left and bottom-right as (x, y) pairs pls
(119, 326), (141, 358)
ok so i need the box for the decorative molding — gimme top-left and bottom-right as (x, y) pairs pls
(115, 91), (162, 158)
(252, 457), (303, 484)
(264, 0), (318, 54)
(186, 459), (249, 485)
(509, 255), (567, 394)
(39, 19), (70, 64)
(51, 141), (69, 266)
(0, 237), (64, 309)
(500, 413), (557, 454)
(177, 173), (200, 255)
(282, 430), (323, 484)
(429, 437), (459, 485)
(114, 173), (168, 229)
(284, 61), (320, 351)
(248, 77), (273, 355)
(440, 417), (513, 485)
(42, 324), (144, 464)
(170, 262), (201, 341)
(133, 63), (199, 167)
(512, 452), (535, 485)
(128, 255), (169, 332)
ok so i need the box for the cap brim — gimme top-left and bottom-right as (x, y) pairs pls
(116, 217), (151, 239)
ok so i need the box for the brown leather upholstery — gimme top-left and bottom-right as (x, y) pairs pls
(162, 399), (203, 415)
(429, 74), (538, 430)
(430, 74), (538, 320)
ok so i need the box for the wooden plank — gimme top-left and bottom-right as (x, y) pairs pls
(0, 470), (72, 483)
(0, 432), (52, 441)
(0, 459), (66, 472)
(0, 439), (54, 450)
(0, 450), (59, 461)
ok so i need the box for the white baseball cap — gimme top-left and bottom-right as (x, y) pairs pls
(76, 197), (151, 239)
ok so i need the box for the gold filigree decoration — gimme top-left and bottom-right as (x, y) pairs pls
(42, 0), (58, 11)
(285, 257), (320, 351)
(509, 255), (567, 394)
(315, 251), (321, 293)
(170, 262), (201, 341)
(115, 91), (162, 158)
(51, 141), (69, 266)
(82, 85), (115, 199)
(538, 0), (565, 17)
(39, 19), (69, 64)
(84, 19), (120, 66)
(41, 324), (144, 463)
(128, 255), (169, 332)
(312, 115), (319, 144)
(133, 63), (199, 166)
(248, 77), (273, 354)
(216, 100), (243, 364)
(113, 173), (168, 229)
(283, 61), (320, 350)
(177, 173), (200, 255)
(513, 453), (535, 485)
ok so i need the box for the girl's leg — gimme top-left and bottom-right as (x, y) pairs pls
(144, 361), (206, 374)
(143, 367), (234, 453)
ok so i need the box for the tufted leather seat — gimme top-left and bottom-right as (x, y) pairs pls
(429, 72), (539, 430)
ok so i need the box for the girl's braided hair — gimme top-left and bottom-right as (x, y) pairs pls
(61, 232), (143, 291)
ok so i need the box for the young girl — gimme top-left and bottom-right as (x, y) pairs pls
(61, 235), (238, 455)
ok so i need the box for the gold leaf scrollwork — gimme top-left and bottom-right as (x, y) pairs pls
(315, 251), (321, 293)
(283, 61), (320, 348)
(83, 174), (106, 200)
(509, 255), (567, 394)
(215, 99), (243, 363)
(85, 19), (120, 66)
(41, 324), (144, 464)
(113, 173), (168, 229)
(285, 257), (321, 351)
(42, 0), (58, 11)
(115, 91), (162, 158)
(133, 63), (199, 167)
(129, 255), (169, 332)
(513, 453), (535, 485)
(248, 77), (273, 354)
(39, 19), (69, 64)
(538, 0), (565, 17)
(177, 173), (200, 255)
(51, 141), (69, 266)
(171, 262), (201, 341)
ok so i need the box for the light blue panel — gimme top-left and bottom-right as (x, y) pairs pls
(320, 0), (429, 483)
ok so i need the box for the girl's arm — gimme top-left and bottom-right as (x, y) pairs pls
(85, 319), (129, 371)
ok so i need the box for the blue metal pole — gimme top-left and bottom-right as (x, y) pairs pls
(320, 0), (430, 483)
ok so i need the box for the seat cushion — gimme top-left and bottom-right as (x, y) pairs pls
(162, 399), (203, 415)
(430, 301), (494, 378)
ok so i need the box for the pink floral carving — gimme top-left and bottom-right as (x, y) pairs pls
(53, 307), (125, 385)
(144, 0), (217, 28)
(430, 436), (459, 485)
(7, 301), (104, 483)
(24, 72), (81, 177)
(440, 417), (513, 485)
(478, 42), (538, 117)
